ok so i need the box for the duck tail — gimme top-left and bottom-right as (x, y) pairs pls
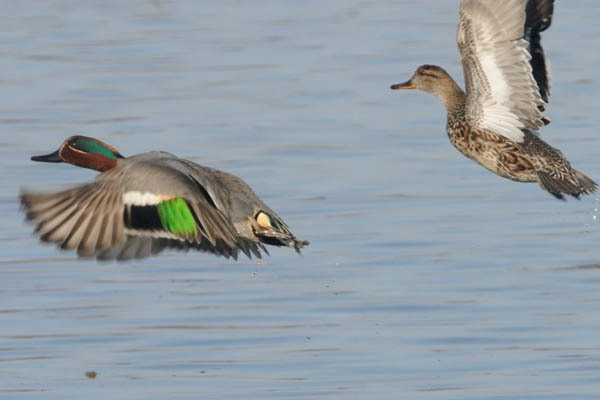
(252, 210), (309, 254)
(574, 170), (599, 195)
(537, 170), (598, 200)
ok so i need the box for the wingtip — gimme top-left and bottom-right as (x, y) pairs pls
(293, 239), (310, 254)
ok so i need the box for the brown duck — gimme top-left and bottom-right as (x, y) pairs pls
(391, 0), (596, 199)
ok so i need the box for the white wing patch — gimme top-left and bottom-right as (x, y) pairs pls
(479, 52), (509, 104)
(122, 191), (173, 206)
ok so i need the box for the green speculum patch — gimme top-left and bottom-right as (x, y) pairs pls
(156, 198), (198, 236)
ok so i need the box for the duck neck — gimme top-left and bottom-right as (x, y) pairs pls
(434, 78), (466, 116)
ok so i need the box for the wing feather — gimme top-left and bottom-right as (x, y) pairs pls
(21, 170), (248, 260)
(458, 0), (546, 143)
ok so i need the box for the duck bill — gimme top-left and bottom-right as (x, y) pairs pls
(31, 149), (62, 163)
(390, 80), (416, 90)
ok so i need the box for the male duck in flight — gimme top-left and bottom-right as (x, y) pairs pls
(21, 136), (309, 260)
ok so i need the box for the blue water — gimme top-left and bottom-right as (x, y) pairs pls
(1, 1), (600, 399)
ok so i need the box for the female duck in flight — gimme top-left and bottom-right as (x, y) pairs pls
(391, 0), (596, 199)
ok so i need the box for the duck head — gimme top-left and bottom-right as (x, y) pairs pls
(31, 135), (124, 172)
(391, 64), (465, 109)
(391, 64), (455, 93)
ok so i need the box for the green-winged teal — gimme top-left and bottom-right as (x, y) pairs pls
(20, 136), (309, 260)
(391, 0), (597, 199)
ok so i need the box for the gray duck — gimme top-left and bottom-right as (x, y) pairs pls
(21, 136), (308, 260)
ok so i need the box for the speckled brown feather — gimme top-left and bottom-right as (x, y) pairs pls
(447, 108), (597, 199)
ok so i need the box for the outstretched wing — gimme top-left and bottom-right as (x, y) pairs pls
(457, 0), (546, 143)
(20, 164), (264, 261)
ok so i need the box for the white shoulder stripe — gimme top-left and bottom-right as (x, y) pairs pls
(122, 191), (173, 206)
